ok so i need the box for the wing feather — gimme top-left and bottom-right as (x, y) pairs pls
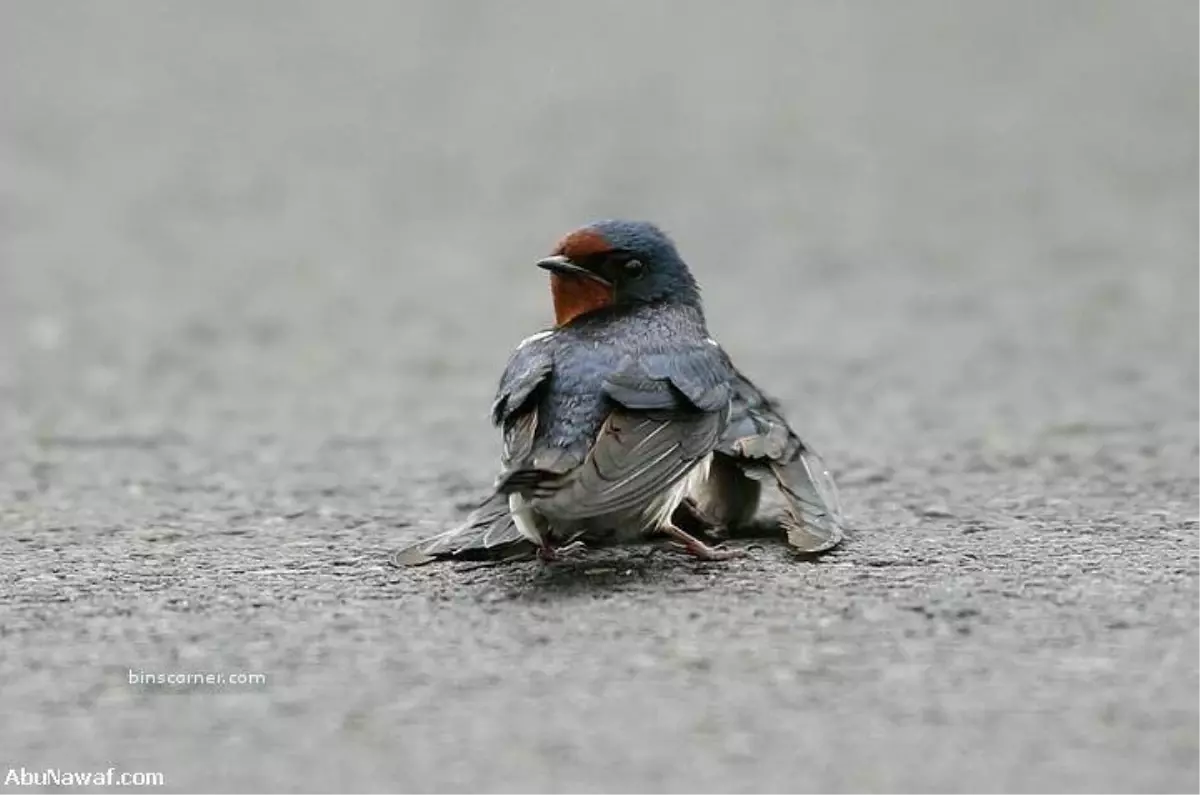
(390, 491), (534, 567)
(771, 445), (845, 552)
(537, 409), (722, 520)
(716, 367), (847, 553)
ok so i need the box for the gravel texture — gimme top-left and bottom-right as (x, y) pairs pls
(1, 2), (1197, 792)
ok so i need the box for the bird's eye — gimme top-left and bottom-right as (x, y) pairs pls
(623, 259), (645, 279)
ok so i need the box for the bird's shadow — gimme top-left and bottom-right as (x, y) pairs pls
(482, 545), (726, 600)
(446, 518), (840, 600)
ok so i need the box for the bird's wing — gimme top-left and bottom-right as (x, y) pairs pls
(394, 404), (721, 564)
(390, 490), (535, 567)
(531, 409), (723, 519)
(491, 339), (554, 428)
(718, 367), (846, 553)
(391, 338), (555, 567)
(504, 345), (734, 520)
(389, 400), (544, 568)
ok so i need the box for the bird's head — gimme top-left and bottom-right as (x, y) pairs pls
(536, 220), (701, 326)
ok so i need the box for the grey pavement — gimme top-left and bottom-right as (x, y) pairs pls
(0, 2), (1197, 792)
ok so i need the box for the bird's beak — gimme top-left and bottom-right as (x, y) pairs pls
(535, 255), (612, 286)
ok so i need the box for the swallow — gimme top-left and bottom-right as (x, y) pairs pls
(393, 220), (845, 566)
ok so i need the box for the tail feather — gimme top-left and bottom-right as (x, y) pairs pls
(391, 492), (534, 567)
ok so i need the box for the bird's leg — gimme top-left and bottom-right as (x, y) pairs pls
(661, 522), (744, 561)
(672, 498), (727, 544)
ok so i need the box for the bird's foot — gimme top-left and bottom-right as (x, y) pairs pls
(536, 539), (588, 563)
(662, 523), (745, 561)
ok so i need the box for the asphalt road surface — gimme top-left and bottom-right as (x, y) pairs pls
(1, 3), (1196, 792)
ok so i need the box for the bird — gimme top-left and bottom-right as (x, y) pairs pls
(392, 220), (845, 566)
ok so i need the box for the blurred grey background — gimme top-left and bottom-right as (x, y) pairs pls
(1, 2), (1196, 792)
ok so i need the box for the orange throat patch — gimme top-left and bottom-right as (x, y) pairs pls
(550, 273), (614, 326)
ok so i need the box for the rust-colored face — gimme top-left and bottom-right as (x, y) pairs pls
(546, 228), (616, 326)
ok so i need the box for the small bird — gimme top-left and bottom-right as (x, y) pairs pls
(393, 220), (844, 565)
